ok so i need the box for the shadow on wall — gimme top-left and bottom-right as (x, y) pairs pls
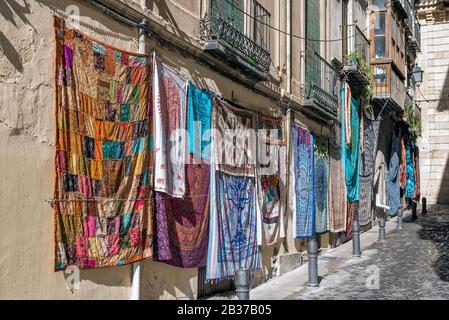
(0, 0), (35, 73)
(145, 0), (193, 43)
(436, 63), (449, 112)
(433, 50), (449, 202)
(417, 207), (449, 282)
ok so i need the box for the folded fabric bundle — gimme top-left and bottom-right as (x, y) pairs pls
(53, 17), (153, 270)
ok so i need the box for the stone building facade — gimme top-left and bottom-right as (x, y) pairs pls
(416, 0), (449, 204)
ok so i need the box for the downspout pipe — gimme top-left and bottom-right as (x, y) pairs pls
(286, 0), (291, 95)
(131, 4), (148, 300)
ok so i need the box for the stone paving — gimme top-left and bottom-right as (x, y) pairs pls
(287, 205), (449, 300)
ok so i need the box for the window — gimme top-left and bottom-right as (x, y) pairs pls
(373, 13), (386, 58)
(374, 66), (387, 83)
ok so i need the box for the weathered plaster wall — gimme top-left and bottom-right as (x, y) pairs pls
(1, 0), (344, 299)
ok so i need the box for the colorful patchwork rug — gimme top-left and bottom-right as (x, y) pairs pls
(314, 136), (329, 234)
(153, 54), (187, 198)
(154, 157), (210, 268)
(292, 125), (315, 238)
(53, 18), (153, 270)
(386, 126), (402, 216)
(255, 115), (287, 245)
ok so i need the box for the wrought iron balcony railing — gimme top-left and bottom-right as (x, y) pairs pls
(299, 50), (338, 117)
(199, 0), (271, 75)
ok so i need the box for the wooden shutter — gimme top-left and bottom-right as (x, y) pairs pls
(305, 0), (321, 88)
(211, 0), (244, 33)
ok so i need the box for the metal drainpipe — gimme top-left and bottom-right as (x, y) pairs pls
(131, 5), (148, 300)
(286, 0), (291, 94)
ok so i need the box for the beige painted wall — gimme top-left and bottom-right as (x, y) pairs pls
(0, 0), (354, 299)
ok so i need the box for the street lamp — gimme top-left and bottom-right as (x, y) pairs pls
(411, 64), (424, 88)
(408, 63), (424, 222)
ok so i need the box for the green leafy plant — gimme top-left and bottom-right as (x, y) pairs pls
(405, 104), (422, 140)
(346, 51), (375, 115)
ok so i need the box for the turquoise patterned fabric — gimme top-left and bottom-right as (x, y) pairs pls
(187, 82), (212, 160)
(405, 140), (415, 198)
(345, 97), (361, 202)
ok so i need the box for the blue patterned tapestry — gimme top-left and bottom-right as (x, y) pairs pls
(345, 97), (361, 202)
(314, 136), (329, 233)
(405, 140), (415, 198)
(292, 125), (315, 238)
(386, 127), (402, 215)
(206, 172), (261, 280)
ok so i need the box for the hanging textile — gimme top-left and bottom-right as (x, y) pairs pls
(344, 201), (359, 237)
(187, 82), (213, 160)
(345, 83), (352, 146)
(153, 54), (187, 198)
(314, 136), (329, 233)
(291, 125), (315, 238)
(329, 83), (348, 233)
(345, 96), (361, 202)
(206, 98), (260, 280)
(213, 98), (256, 176)
(154, 158), (210, 267)
(255, 115), (287, 245)
(414, 146), (421, 199)
(405, 140), (415, 198)
(359, 115), (381, 226)
(386, 126), (402, 215)
(400, 137), (406, 190)
(53, 18), (153, 270)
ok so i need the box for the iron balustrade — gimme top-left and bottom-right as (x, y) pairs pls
(300, 50), (338, 116)
(344, 24), (370, 66)
(200, 0), (271, 72)
(403, 0), (414, 36)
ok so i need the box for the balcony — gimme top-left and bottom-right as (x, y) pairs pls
(409, 19), (421, 52)
(199, 0), (271, 81)
(403, 0), (414, 37)
(299, 50), (338, 118)
(372, 62), (406, 112)
(342, 24), (371, 92)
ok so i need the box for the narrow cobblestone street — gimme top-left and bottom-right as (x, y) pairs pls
(293, 206), (449, 300)
(246, 206), (449, 300)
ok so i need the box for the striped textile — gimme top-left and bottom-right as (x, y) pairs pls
(153, 54), (187, 198)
